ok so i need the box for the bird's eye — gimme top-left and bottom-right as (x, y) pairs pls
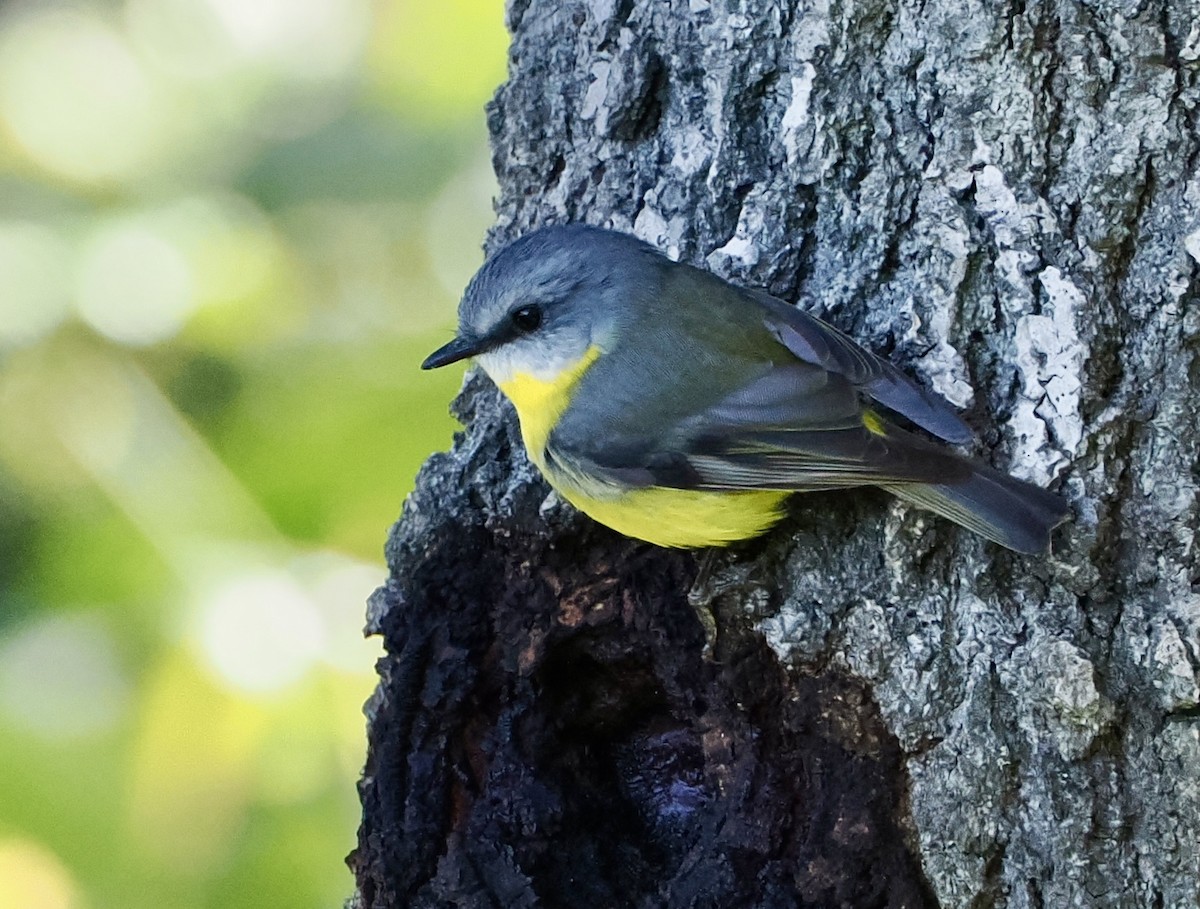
(510, 304), (542, 332)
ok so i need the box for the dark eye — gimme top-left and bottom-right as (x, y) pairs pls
(510, 304), (542, 332)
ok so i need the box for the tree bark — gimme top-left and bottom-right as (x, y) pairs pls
(351, 1), (1200, 906)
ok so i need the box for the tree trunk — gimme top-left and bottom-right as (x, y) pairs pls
(351, 1), (1200, 906)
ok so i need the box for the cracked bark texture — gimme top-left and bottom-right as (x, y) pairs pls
(352, 1), (1200, 907)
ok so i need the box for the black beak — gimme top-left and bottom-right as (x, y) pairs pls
(421, 335), (487, 370)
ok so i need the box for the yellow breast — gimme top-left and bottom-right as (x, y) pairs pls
(495, 348), (788, 548)
(497, 346), (601, 465)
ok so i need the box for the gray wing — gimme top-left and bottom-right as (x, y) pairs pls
(547, 362), (971, 494)
(751, 290), (973, 444)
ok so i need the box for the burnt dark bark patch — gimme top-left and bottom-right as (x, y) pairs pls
(353, 510), (933, 908)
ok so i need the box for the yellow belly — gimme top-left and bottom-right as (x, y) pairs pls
(495, 349), (788, 548)
(551, 482), (788, 548)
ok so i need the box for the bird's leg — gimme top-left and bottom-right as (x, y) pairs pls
(687, 548), (723, 657)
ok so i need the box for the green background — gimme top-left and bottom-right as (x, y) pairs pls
(0, 1), (505, 906)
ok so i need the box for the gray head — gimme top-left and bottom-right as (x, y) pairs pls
(422, 225), (665, 385)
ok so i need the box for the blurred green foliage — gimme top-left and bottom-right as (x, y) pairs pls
(0, 1), (506, 906)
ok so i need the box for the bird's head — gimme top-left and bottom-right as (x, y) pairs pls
(421, 224), (664, 385)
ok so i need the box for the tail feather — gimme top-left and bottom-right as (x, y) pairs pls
(881, 465), (1070, 554)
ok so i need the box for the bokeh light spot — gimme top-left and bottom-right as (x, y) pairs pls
(205, 0), (368, 78)
(198, 570), (326, 694)
(0, 839), (83, 909)
(0, 9), (163, 184)
(0, 221), (71, 347)
(77, 220), (195, 346)
(0, 613), (131, 741)
(124, 0), (241, 81)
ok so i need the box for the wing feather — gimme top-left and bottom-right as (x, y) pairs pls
(684, 426), (971, 490)
(751, 290), (973, 444)
(548, 363), (970, 495)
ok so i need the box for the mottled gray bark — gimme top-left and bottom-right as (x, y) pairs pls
(354, 1), (1200, 907)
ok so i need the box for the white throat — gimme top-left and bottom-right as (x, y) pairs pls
(476, 343), (587, 386)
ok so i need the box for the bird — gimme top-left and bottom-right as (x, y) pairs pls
(422, 224), (1069, 553)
